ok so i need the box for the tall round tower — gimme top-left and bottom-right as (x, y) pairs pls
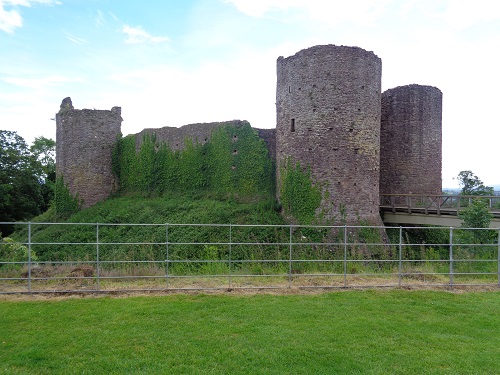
(380, 85), (442, 195)
(56, 98), (122, 208)
(276, 45), (382, 224)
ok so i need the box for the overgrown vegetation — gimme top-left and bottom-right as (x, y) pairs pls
(459, 198), (495, 243)
(53, 176), (81, 220)
(0, 237), (36, 271)
(112, 123), (275, 200)
(279, 157), (322, 224)
(11, 193), (285, 262)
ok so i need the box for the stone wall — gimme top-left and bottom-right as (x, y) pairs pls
(134, 120), (276, 160)
(55, 98), (122, 208)
(276, 45), (383, 224)
(380, 85), (442, 195)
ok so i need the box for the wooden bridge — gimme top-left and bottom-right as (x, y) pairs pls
(380, 194), (500, 228)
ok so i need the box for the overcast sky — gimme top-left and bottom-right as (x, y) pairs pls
(1, 0), (499, 188)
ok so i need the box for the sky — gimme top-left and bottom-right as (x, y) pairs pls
(1, 0), (499, 188)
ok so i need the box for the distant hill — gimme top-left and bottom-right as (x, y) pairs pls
(443, 185), (500, 195)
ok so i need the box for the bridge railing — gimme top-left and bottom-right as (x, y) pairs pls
(380, 194), (500, 217)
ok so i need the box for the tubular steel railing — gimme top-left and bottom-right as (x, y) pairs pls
(0, 222), (499, 294)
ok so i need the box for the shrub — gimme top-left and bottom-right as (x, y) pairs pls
(0, 237), (37, 269)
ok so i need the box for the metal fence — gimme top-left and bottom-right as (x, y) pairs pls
(1, 222), (499, 294)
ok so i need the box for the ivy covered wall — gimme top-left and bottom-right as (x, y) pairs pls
(112, 123), (275, 200)
(279, 158), (322, 224)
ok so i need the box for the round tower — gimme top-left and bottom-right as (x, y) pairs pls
(56, 98), (122, 208)
(380, 85), (442, 195)
(276, 45), (382, 224)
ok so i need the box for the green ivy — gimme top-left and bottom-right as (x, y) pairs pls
(54, 176), (81, 220)
(279, 158), (322, 224)
(112, 134), (139, 191)
(179, 138), (206, 190)
(112, 123), (274, 201)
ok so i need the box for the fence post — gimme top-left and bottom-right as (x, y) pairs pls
(497, 228), (500, 288)
(96, 223), (100, 291)
(28, 221), (32, 293)
(229, 224), (232, 290)
(398, 226), (402, 287)
(449, 227), (454, 288)
(343, 225), (347, 288)
(165, 223), (169, 289)
(288, 225), (293, 288)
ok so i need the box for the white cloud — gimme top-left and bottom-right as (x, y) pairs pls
(0, 0), (60, 33)
(224, 0), (393, 25)
(64, 31), (87, 44)
(95, 9), (105, 28)
(222, 0), (296, 17)
(0, 3), (22, 32)
(122, 24), (169, 44)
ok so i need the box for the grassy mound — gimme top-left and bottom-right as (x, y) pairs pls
(11, 193), (285, 261)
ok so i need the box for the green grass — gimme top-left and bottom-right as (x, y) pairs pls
(8, 193), (286, 261)
(1, 290), (499, 374)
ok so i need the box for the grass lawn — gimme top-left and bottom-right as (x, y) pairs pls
(1, 290), (499, 374)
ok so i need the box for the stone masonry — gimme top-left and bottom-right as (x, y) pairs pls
(380, 85), (442, 195)
(276, 45), (383, 224)
(56, 98), (122, 208)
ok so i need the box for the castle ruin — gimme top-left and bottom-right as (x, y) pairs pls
(55, 44), (442, 223)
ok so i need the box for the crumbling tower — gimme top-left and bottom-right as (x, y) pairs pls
(55, 97), (122, 208)
(276, 45), (382, 223)
(380, 85), (442, 195)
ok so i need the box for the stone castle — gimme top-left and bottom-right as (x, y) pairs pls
(56, 44), (442, 224)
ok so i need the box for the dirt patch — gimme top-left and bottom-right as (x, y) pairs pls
(401, 270), (440, 282)
(0, 284), (498, 302)
(21, 267), (53, 279)
(68, 266), (95, 278)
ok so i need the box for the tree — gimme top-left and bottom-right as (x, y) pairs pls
(30, 136), (55, 179)
(0, 131), (55, 236)
(30, 136), (56, 211)
(457, 170), (494, 196)
(456, 171), (495, 243)
(458, 198), (494, 244)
